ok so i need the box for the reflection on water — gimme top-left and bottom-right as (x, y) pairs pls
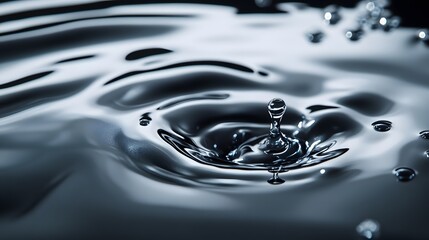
(0, 0), (428, 239)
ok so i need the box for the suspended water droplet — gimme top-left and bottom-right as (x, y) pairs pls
(417, 29), (429, 42)
(320, 168), (326, 174)
(259, 98), (290, 155)
(346, 28), (364, 41)
(306, 31), (324, 43)
(356, 219), (380, 240)
(323, 5), (341, 25)
(139, 113), (152, 126)
(393, 167), (416, 182)
(255, 0), (271, 8)
(420, 130), (429, 139)
(372, 120), (392, 132)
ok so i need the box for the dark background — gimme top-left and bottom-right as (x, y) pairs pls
(0, 1), (428, 28)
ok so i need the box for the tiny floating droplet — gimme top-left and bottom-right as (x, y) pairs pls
(420, 130), (429, 139)
(393, 167), (416, 182)
(346, 28), (364, 41)
(372, 120), (392, 132)
(139, 113), (152, 126)
(306, 31), (324, 43)
(356, 219), (380, 240)
(417, 29), (429, 42)
(323, 5), (341, 25)
(320, 169), (326, 175)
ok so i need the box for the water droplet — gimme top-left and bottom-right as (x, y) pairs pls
(371, 120), (392, 132)
(393, 167), (416, 182)
(345, 28), (364, 41)
(323, 5), (341, 25)
(379, 17), (387, 26)
(306, 31), (324, 43)
(356, 219), (380, 240)
(255, 0), (271, 8)
(139, 113), (152, 126)
(417, 29), (429, 42)
(320, 169), (326, 174)
(259, 98), (290, 155)
(420, 130), (429, 139)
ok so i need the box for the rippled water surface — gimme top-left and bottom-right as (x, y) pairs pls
(1, 1), (429, 239)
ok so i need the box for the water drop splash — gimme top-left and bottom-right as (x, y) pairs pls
(323, 5), (341, 25)
(306, 31), (324, 43)
(372, 120), (392, 132)
(419, 130), (429, 140)
(159, 98), (350, 184)
(356, 219), (380, 239)
(393, 167), (416, 182)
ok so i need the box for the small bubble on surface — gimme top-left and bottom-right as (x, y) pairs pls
(393, 167), (416, 182)
(356, 219), (380, 239)
(139, 113), (152, 126)
(306, 31), (324, 43)
(323, 5), (341, 25)
(345, 28), (364, 41)
(371, 120), (392, 132)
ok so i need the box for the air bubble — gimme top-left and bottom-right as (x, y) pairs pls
(372, 120), (392, 132)
(393, 167), (416, 182)
(356, 219), (380, 240)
